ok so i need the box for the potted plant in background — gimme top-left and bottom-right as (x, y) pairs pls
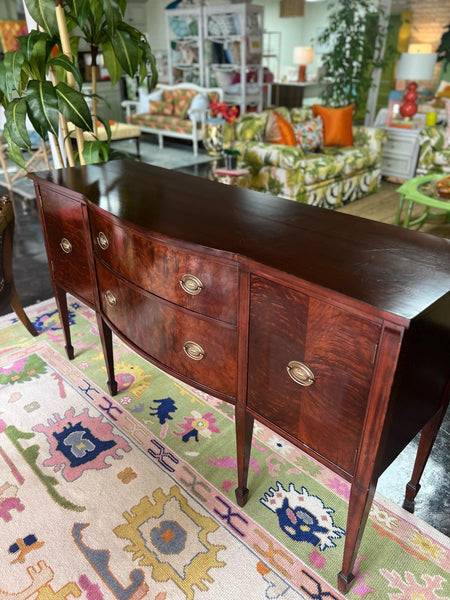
(316, 0), (388, 121)
(0, 0), (157, 169)
(436, 23), (450, 83)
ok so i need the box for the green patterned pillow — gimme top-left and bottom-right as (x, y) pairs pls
(290, 107), (314, 123)
(234, 112), (269, 141)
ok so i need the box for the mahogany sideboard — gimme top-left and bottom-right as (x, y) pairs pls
(30, 160), (450, 593)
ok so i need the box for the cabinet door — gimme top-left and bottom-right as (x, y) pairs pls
(37, 186), (95, 305)
(247, 276), (381, 475)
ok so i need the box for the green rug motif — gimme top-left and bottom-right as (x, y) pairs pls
(0, 297), (448, 599)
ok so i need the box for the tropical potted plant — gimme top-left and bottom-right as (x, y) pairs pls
(316, 0), (388, 119)
(436, 23), (450, 82)
(0, 0), (157, 169)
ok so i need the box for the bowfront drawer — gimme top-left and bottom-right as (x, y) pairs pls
(37, 186), (95, 305)
(90, 209), (238, 325)
(247, 276), (381, 476)
(96, 259), (238, 398)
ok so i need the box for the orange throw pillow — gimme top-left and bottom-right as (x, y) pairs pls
(312, 104), (354, 147)
(265, 110), (296, 146)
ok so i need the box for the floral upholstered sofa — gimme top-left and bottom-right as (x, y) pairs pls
(223, 106), (386, 208)
(122, 83), (223, 156)
(415, 125), (450, 176)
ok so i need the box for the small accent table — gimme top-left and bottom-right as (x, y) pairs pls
(395, 173), (450, 228)
(381, 127), (422, 181)
(213, 167), (251, 188)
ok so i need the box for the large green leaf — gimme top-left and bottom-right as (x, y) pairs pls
(81, 140), (109, 164)
(3, 126), (26, 169)
(0, 63), (7, 100)
(101, 0), (124, 34)
(1, 52), (26, 99)
(109, 27), (139, 76)
(18, 31), (52, 80)
(49, 55), (83, 90)
(55, 82), (93, 132)
(26, 80), (59, 138)
(5, 98), (32, 151)
(102, 40), (123, 85)
(24, 0), (59, 36)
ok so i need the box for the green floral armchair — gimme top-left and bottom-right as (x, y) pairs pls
(416, 126), (450, 176)
(224, 108), (386, 208)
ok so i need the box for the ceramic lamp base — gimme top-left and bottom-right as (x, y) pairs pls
(297, 65), (307, 82)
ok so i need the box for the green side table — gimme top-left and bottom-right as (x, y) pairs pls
(395, 174), (450, 228)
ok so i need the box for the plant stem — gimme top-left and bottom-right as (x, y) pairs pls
(91, 45), (99, 136)
(55, 1), (86, 165)
(49, 65), (75, 167)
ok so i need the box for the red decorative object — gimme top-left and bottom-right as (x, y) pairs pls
(399, 82), (418, 118)
(209, 101), (239, 124)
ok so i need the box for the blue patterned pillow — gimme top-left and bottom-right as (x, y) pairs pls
(293, 116), (324, 152)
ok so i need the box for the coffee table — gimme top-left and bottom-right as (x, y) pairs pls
(395, 173), (450, 228)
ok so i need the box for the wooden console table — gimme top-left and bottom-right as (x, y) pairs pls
(30, 160), (449, 593)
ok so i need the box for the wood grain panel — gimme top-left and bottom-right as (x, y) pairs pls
(38, 187), (95, 305)
(90, 207), (239, 324)
(96, 259), (238, 397)
(247, 275), (381, 474)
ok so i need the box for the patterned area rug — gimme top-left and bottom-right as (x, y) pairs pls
(0, 298), (449, 599)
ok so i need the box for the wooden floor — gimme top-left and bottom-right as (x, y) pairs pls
(338, 180), (450, 239)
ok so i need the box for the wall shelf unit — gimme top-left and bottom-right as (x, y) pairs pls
(203, 3), (264, 114)
(166, 6), (204, 86)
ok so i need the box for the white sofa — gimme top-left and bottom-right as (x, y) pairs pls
(122, 83), (223, 155)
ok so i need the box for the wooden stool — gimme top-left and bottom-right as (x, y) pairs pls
(0, 140), (51, 192)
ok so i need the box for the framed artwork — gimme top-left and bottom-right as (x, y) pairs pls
(386, 98), (402, 127)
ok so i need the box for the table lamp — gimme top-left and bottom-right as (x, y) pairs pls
(293, 46), (314, 83)
(395, 52), (437, 118)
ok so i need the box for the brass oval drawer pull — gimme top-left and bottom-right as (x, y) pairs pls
(180, 274), (204, 296)
(183, 340), (205, 361)
(286, 361), (315, 387)
(97, 231), (109, 250)
(104, 290), (117, 307)
(60, 237), (72, 253)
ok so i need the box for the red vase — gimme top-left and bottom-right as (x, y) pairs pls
(399, 82), (418, 118)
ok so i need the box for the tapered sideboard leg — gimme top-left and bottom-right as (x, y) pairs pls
(403, 395), (449, 512)
(54, 286), (74, 359)
(338, 480), (376, 594)
(95, 312), (118, 396)
(235, 406), (254, 507)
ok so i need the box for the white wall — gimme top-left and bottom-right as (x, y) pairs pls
(145, 0), (169, 52)
(257, 0), (329, 79)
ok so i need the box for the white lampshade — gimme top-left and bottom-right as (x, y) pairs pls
(293, 46), (314, 65)
(395, 52), (437, 81)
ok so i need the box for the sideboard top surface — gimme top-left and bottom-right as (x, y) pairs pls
(30, 160), (450, 322)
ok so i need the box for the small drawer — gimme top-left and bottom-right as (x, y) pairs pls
(382, 155), (411, 177)
(90, 208), (239, 325)
(384, 137), (415, 155)
(96, 260), (238, 398)
(38, 186), (95, 305)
